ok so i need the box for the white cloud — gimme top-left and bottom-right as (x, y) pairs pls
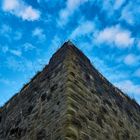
(90, 56), (140, 100)
(124, 54), (139, 65)
(121, 4), (134, 25)
(102, 0), (125, 11)
(96, 25), (134, 48)
(58, 0), (88, 26)
(76, 41), (93, 51)
(120, 2), (140, 25)
(0, 45), (22, 57)
(32, 28), (46, 41)
(115, 80), (140, 96)
(0, 24), (22, 41)
(0, 43), (35, 57)
(2, 0), (40, 21)
(2, 0), (19, 11)
(32, 28), (42, 36)
(21, 6), (40, 21)
(134, 68), (140, 78)
(98, 0), (126, 18)
(51, 35), (62, 51)
(6, 56), (34, 72)
(70, 21), (94, 39)
(22, 43), (35, 51)
(10, 50), (22, 57)
(0, 24), (12, 40)
(137, 40), (140, 49)
(6, 57), (23, 71)
(0, 24), (12, 34)
(5, 56), (45, 74)
(114, 0), (126, 9)
(91, 56), (129, 82)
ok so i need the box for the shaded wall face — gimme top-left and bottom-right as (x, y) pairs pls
(0, 50), (69, 140)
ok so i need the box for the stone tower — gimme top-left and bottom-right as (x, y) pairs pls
(0, 41), (140, 140)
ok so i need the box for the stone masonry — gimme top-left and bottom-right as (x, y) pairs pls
(0, 41), (140, 140)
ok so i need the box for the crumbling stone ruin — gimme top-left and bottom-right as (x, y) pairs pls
(0, 41), (140, 140)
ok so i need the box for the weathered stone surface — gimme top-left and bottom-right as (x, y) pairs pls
(0, 41), (140, 140)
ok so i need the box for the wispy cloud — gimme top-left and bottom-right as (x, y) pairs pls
(22, 43), (36, 52)
(0, 24), (22, 41)
(2, 0), (40, 21)
(115, 80), (140, 96)
(0, 24), (12, 39)
(0, 78), (16, 85)
(91, 56), (129, 82)
(70, 21), (94, 39)
(0, 42), (37, 58)
(58, 0), (88, 26)
(101, 0), (126, 11)
(120, 1), (140, 25)
(97, 0), (126, 19)
(0, 24), (12, 34)
(113, 0), (126, 10)
(124, 54), (139, 66)
(137, 40), (140, 50)
(134, 68), (140, 78)
(32, 27), (46, 41)
(0, 45), (22, 57)
(5, 56), (34, 72)
(5, 56), (46, 74)
(10, 49), (22, 57)
(6, 57), (23, 71)
(51, 35), (62, 51)
(96, 25), (134, 48)
(90, 56), (140, 99)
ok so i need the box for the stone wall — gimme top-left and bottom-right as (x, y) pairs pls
(64, 45), (140, 140)
(0, 44), (69, 140)
(0, 41), (140, 140)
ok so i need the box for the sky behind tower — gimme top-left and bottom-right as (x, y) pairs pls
(0, 0), (140, 106)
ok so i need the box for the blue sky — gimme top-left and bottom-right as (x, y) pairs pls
(0, 0), (140, 106)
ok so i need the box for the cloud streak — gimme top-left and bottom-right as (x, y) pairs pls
(58, 0), (88, 26)
(70, 21), (94, 39)
(124, 54), (139, 66)
(134, 68), (140, 78)
(0, 45), (22, 57)
(120, 1), (140, 25)
(32, 28), (46, 41)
